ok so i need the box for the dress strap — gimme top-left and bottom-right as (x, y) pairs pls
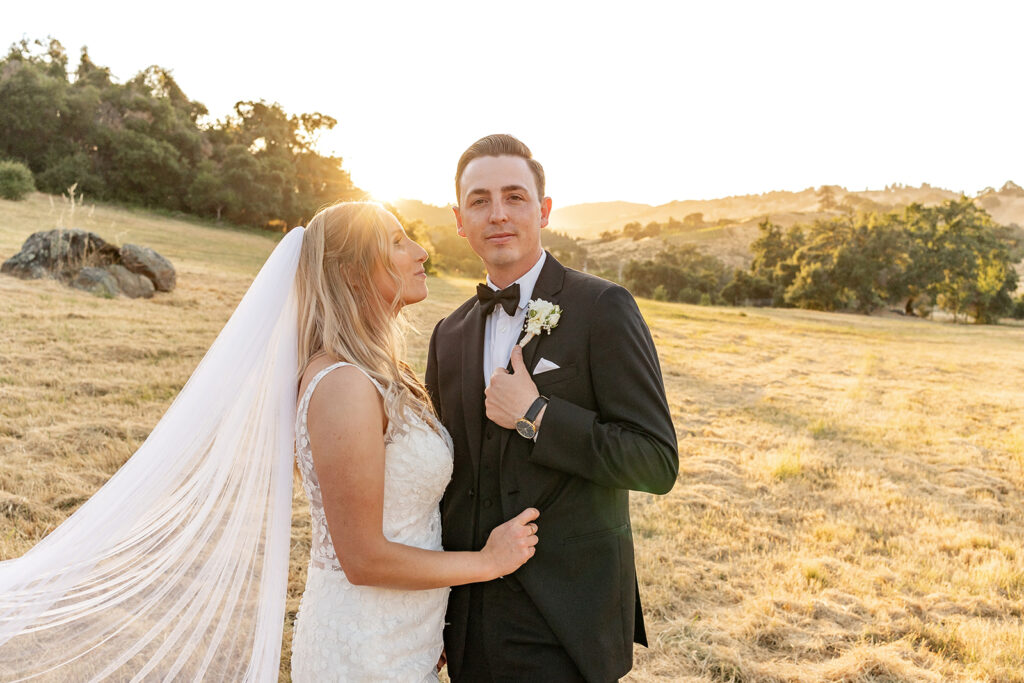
(299, 362), (386, 418)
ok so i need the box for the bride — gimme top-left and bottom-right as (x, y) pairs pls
(0, 201), (539, 681)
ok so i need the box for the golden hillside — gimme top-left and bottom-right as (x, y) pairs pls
(2, 194), (1023, 681)
(394, 183), (1024, 280)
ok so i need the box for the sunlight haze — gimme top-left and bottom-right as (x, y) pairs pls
(4, 0), (1023, 207)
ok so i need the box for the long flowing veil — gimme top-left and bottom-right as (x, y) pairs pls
(0, 227), (305, 681)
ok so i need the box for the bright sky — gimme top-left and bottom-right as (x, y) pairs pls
(5, 1), (1023, 208)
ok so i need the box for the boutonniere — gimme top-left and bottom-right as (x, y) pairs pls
(520, 298), (562, 347)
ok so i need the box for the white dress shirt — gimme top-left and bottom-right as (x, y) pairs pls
(483, 251), (546, 387)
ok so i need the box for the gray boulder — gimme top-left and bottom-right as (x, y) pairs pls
(121, 244), (176, 292)
(2, 229), (175, 298)
(107, 264), (155, 299)
(1, 229), (119, 280)
(73, 267), (120, 298)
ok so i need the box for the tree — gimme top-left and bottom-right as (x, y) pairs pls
(903, 199), (1018, 323)
(625, 245), (729, 304)
(187, 160), (233, 221)
(747, 219), (804, 305)
(0, 37), (361, 228)
(817, 185), (840, 211)
(1012, 294), (1024, 320)
(682, 212), (704, 230)
(622, 222), (643, 240)
(541, 230), (586, 270)
(424, 225), (485, 277)
(970, 255), (1017, 323)
(720, 269), (773, 305)
(732, 200), (1020, 322)
(0, 43), (69, 171)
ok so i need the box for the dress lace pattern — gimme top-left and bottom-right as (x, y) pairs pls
(291, 362), (454, 682)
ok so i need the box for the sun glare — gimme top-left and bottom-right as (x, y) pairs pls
(367, 190), (405, 207)
(353, 168), (408, 207)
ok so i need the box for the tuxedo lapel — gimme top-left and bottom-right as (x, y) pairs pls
(498, 252), (567, 458)
(460, 300), (488, 479)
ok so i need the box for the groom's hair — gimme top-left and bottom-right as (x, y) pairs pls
(455, 134), (546, 203)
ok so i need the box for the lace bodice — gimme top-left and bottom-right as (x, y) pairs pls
(294, 362), (454, 571)
(291, 362), (454, 681)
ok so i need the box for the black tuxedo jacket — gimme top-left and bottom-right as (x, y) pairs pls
(425, 253), (678, 683)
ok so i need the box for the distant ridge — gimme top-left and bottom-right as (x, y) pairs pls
(546, 201), (653, 233)
(549, 185), (973, 237)
(391, 199), (456, 227)
(390, 183), (1024, 238)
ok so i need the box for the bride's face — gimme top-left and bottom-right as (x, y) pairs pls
(372, 217), (429, 310)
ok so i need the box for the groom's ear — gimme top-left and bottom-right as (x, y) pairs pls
(539, 197), (552, 229)
(453, 205), (466, 238)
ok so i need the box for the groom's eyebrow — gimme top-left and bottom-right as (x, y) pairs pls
(466, 185), (531, 198)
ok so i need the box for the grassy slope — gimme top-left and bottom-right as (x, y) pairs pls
(2, 194), (1023, 681)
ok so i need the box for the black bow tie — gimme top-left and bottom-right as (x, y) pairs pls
(476, 283), (520, 316)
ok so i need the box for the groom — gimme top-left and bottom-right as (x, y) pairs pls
(425, 134), (678, 682)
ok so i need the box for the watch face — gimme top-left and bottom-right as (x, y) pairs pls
(515, 419), (536, 439)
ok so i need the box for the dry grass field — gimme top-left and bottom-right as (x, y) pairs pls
(2, 193), (1023, 681)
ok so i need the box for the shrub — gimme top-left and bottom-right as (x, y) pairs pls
(0, 160), (35, 200)
(36, 153), (100, 197)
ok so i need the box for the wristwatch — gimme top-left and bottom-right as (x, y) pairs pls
(515, 396), (549, 439)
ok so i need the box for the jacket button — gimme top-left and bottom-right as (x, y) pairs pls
(482, 499), (493, 508)
(485, 427), (493, 440)
(468, 489), (476, 498)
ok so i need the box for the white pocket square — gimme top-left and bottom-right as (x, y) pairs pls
(533, 358), (561, 375)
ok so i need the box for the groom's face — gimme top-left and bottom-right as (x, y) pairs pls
(454, 155), (551, 287)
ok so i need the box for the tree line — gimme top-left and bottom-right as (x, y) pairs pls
(3, 39), (1021, 322)
(624, 198), (1024, 323)
(0, 38), (360, 228)
(598, 213), (728, 242)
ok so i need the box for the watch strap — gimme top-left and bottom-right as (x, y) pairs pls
(524, 395), (548, 422)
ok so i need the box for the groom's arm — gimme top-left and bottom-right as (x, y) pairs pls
(528, 285), (678, 494)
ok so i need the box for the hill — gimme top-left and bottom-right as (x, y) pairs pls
(378, 184), (1024, 262)
(549, 184), (974, 237)
(546, 200), (655, 233)
(571, 184), (1024, 291)
(387, 185), (1024, 285)
(391, 198), (456, 227)
(978, 181), (1024, 228)
(2, 194), (1023, 681)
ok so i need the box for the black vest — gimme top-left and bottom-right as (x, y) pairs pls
(473, 418), (523, 590)
(473, 420), (506, 547)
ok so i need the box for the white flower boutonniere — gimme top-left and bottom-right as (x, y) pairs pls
(520, 298), (562, 348)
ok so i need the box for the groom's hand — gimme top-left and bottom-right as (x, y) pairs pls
(486, 345), (539, 430)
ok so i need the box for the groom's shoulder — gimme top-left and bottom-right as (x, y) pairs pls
(558, 266), (650, 332)
(433, 294), (478, 334)
(561, 266), (633, 305)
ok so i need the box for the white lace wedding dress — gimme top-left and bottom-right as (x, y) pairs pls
(291, 362), (454, 682)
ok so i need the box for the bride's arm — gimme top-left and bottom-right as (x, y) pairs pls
(306, 365), (538, 590)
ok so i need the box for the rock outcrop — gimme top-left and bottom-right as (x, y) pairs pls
(107, 264), (156, 299)
(0, 229), (119, 280)
(73, 267), (120, 298)
(120, 244), (176, 292)
(1, 229), (174, 299)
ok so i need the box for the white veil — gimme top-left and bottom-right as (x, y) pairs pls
(0, 226), (305, 681)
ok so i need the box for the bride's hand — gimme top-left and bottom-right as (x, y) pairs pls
(481, 507), (540, 579)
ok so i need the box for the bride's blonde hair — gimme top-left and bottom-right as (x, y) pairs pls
(296, 201), (435, 429)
